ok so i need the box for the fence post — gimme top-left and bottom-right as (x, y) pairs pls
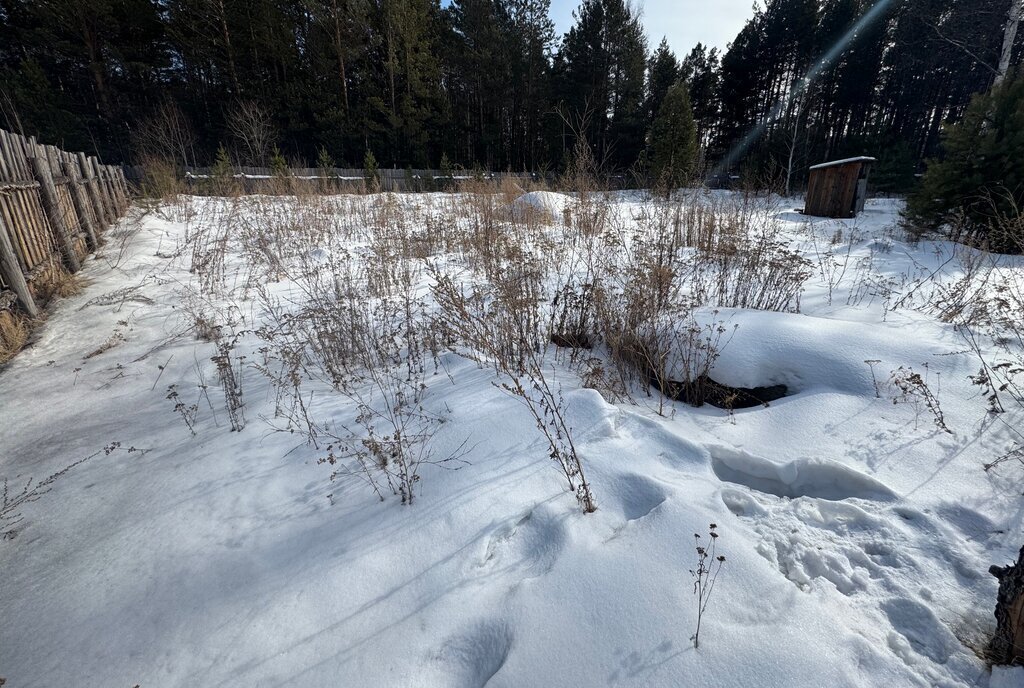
(93, 158), (113, 224)
(102, 166), (119, 214)
(99, 162), (120, 218)
(62, 154), (99, 249)
(29, 139), (81, 273)
(0, 211), (38, 317)
(111, 166), (128, 212)
(79, 152), (110, 226)
(119, 168), (131, 204)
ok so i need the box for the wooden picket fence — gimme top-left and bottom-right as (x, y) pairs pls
(122, 165), (558, 194)
(0, 128), (130, 319)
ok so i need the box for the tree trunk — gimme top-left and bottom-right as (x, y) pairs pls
(215, 0), (240, 93)
(989, 545), (1024, 664)
(80, 15), (110, 115)
(996, 0), (1024, 87)
(330, 0), (350, 114)
(785, 89), (804, 198)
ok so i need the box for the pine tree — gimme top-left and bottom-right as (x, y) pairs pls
(364, 149), (380, 192)
(317, 146), (336, 175)
(367, 0), (445, 167)
(555, 0), (648, 171)
(907, 69), (1024, 253)
(509, 0), (557, 169)
(681, 44), (721, 152)
(648, 82), (699, 193)
(870, 140), (916, 195)
(647, 38), (680, 128)
(270, 146), (289, 177)
(212, 144), (233, 178)
(210, 144), (234, 194)
(1, 0), (1017, 177)
(439, 152), (454, 190)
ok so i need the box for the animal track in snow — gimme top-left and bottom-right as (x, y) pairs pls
(882, 598), (958, 665)
(720, 488), (769, 518)
(725, 478), (984, 685)
(613, 412), (707, 468)
(474, 506), (566, 579)
(742, 494), (914, 596)
(613, 474), (669, 522)
(428, 619), (513, 688)
(709, 445), (896, 501)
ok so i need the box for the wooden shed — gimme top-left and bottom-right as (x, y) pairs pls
(804, 156), (875, 219)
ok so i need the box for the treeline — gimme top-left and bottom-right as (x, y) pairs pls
(0, 0), (1019, 188)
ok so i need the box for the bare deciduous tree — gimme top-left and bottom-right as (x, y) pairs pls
(133, 100), (197, 169)
(228, 101), (276, 166)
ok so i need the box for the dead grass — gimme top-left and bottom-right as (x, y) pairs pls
(137, 155), (185, 200)
(33, 265), (85, 301)
(0, 310), (31, 363)
(1, 265), (88, 365)
(163, 179), (820, 508)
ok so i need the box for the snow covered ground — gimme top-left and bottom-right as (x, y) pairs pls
(1, 191), (1022, 687)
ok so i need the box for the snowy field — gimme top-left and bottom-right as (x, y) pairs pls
(1, 190), (1022, 687)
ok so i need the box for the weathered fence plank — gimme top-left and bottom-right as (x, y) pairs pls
(0, 210), (37, 316)
(63, 155), (98, 250)
(0, 127), (130, 322)
(79, 152), (109, 227)
(30, 143), (81, 273)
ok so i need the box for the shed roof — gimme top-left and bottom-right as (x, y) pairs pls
(808, 156), (876, 171)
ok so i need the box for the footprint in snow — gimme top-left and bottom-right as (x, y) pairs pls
(708, 444), (896, 502)
(473, 506), (566, 579)
(426, 619), (513, 688)
(614, 473), (669, 522)
(882, 598), (958, 665)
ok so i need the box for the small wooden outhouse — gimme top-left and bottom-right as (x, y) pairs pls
(804, 156), (875, 219)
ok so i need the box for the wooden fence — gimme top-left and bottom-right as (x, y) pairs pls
(0, 128), (130, 318)
(123, 165), (559, 194)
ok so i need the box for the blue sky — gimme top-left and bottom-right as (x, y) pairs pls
(441, 1), (757, 57)
(549, 0), (755, 56)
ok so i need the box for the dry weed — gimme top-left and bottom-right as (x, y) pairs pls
(0, 310), (31, 363)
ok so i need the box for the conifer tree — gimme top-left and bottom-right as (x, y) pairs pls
(317, 146), (336, 176)
(210, 144), (235, 195)
(364, 149), (380, 192)
(270, 146), (289, 177)
(647, 39), (680, 128)
(680, 44), (721, 151)
(439, 152), (454, 191)
(907, 69), (1024, 253)
(648, 82), (699, 194)
(555, 0), (648, 170)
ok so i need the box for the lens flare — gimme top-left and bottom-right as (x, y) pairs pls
(713, 0), (898, 176)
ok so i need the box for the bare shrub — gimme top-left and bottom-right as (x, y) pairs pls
(133, 100), (196, 170)
(430, 264), (596, 513)
(166, 383), (200, 436)
(228, 101), (276, 166)
(224, 194), (468, 504)
(212, 337), (246, 432)
(137, 154), (185, 200)
(920, 199), (1024, 469)
(889, 366), (951, 433)
(2, 443), (146, 540)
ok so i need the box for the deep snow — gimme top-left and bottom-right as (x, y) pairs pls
(1, 192), (1022, 688)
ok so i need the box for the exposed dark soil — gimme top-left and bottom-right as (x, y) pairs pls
(652, 374), (788, 409)
(550, 331), (788, 409)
